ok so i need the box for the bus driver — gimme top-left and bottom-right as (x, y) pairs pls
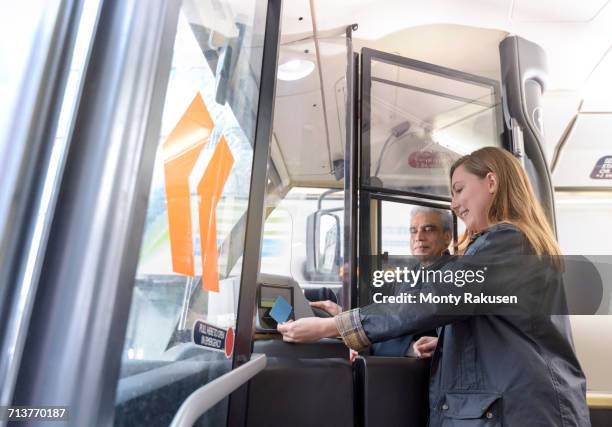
(310, 206), (451, 357)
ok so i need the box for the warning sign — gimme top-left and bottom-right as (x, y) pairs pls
(192, 320), (234, 358)
(590, 156), (612, 180)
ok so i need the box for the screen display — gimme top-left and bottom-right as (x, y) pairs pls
(259, 285), (292, 309)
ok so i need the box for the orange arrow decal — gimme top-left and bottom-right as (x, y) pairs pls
(197, 137), (234, 292)
(162, 94), (214, 276)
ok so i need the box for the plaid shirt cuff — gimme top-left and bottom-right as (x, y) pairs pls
(335, 308), (371, 352)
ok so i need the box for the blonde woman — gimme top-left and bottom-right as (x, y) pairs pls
(278, 147), (589, 426)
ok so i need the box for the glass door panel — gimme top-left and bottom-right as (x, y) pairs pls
(114, 0), (268, 425)
(358, 48), (504, 307)
(361, 48), (505, 199)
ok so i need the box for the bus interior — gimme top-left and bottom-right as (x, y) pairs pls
(1, 0), (612, 426)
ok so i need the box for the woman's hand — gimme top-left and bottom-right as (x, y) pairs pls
(277, 317), (339, 343)
(309, 300), (342, 316)
(413, 336), (438, 358)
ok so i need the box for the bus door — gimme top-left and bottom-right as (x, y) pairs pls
(351, 38), (556, 304)
(357, 47), (506, 307)
(352, 47), (507, 427)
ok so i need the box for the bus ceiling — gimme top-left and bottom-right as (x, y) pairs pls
(269, 0), (612, 192)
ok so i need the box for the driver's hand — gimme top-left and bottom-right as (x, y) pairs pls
(309, 300), (342, 316)
(413, 336), (438, 358)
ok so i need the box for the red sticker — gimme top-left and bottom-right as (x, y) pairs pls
(224, 327), (234, 358)
(408, 151), (447, 168)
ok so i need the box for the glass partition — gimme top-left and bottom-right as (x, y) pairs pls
(260, 187), (344, 292)
(362, 49), (504, 199)
(114, 0), (267, 425)
(358, 48), (504, 308)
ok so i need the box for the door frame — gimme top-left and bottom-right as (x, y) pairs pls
(356, 47), (508, 307)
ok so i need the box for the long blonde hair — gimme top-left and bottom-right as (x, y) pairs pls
(450, 147), (562, 263)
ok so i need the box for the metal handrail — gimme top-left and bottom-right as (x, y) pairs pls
(170, 354), (267, 427)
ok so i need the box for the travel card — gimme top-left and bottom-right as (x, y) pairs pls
(270, 295), (293, 324)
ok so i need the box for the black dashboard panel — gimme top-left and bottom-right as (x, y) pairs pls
(253, 337), (348, 359)
(246, 357), (354, 427)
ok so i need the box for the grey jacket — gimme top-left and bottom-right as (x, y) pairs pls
(335, 223), (590, 426)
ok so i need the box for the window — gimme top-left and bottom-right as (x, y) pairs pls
(363, 52), (504, 198)
(380, 200), (456, 257)
(114, 0), (267, 425)
(260, 187), (344, 293)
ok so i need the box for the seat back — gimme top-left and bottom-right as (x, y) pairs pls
(354, 356), (430, 427)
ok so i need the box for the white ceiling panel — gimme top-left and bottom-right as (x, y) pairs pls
(354, 25), (506, 81)
(274, 90), (334, 179)
(280, 0), (314, 39)
(316, 37), (350, 162)
(276, 40), (320, 97)
(540, 90), (582, 161)
(511, 0), (610, 22)
(307, 0), (512, 39)
(552, 114), (612, 187)
(581, 46), (612, 112)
